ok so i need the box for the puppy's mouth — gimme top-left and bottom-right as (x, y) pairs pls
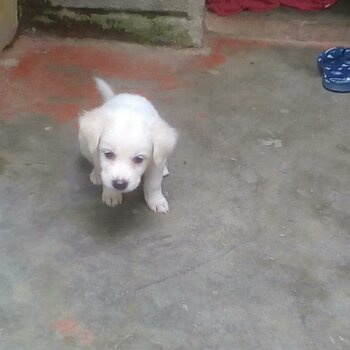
(114, 187), (130, 194)
(104, 179), (140, 193)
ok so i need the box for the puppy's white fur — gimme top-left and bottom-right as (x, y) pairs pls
(79, 78), (177, 213)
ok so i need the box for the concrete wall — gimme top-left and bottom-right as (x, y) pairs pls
(19, 0), (206, 47)
(0, 1), (18, 50)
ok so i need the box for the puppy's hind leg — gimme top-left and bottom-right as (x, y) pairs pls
(90, 168), (102, 185)
(89, 152), (102, 185)
(163, 164), (170, 177)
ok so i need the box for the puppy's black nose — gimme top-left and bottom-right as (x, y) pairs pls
(112, 179), (128, 191)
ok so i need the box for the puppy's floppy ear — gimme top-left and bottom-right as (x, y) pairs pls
(79, 108), (106, 154)
(151, 120), (178, 165)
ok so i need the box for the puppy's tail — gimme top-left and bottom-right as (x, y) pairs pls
(94, 77), (115, 102)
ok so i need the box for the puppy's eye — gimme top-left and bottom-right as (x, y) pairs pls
(104, 151), (115, 159)
(133, 156), (144, 164)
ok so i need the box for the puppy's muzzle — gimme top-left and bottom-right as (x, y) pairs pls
(112, 179), (128, 191)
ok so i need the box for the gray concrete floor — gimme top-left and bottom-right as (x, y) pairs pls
(1, 31), (350, 349)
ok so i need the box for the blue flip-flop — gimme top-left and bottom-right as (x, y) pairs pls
(317, 47), (350, 93)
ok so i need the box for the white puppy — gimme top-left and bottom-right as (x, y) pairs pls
(79, 78), (177, 213)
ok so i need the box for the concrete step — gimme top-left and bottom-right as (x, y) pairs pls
(19, 0), (205, 47)
(49, 0), (190, 14)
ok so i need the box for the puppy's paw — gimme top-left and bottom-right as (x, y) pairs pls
(146, 193), (169, 214)
(90, 168), (102, 185)
(102, 188), (123, 207)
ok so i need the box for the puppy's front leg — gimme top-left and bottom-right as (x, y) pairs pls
(144, 161), (169, 213)
(102, 186), (123, 207)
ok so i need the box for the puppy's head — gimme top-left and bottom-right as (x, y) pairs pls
(80, 107), (177, 193)
(99, 116), (153, 192)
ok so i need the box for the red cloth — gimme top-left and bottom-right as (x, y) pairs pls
(208, 0), (337, 15)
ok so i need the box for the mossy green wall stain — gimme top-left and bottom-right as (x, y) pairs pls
(20, 3), (194, 47)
